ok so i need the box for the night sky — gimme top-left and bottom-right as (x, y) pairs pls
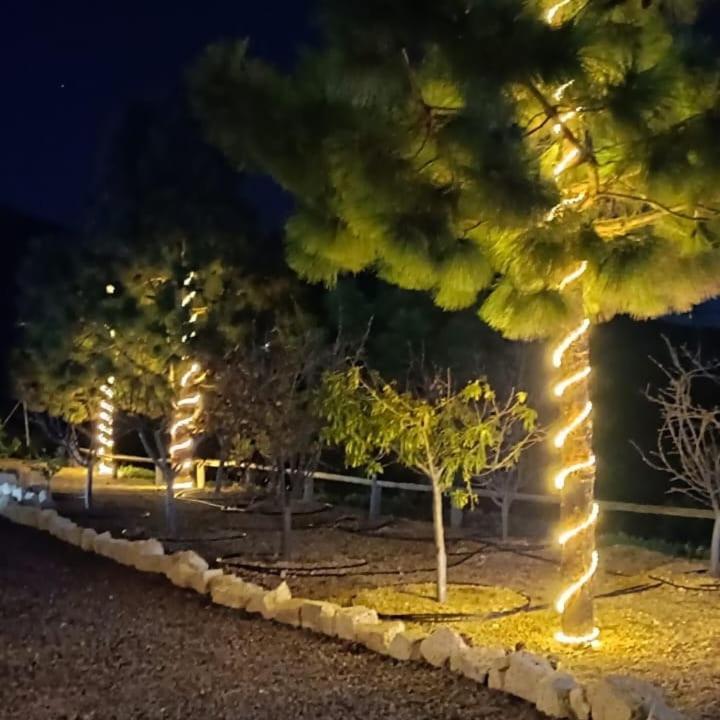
(1, 0), (312, 228)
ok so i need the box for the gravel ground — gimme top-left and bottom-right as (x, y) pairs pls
(0, 519), (542, 720)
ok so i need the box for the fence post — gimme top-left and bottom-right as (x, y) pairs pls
(369, 475), (382, 521)
(195, 462), (206, 490)
(303, 475), (314, 503)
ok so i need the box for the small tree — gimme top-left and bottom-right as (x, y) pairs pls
(210, 325), (338, 559)
(318, 365), (538, 602)
(638, 340), (720, 577)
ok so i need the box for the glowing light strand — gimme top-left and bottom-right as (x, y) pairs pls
(551, 261), (599, 645)
(168, 270), (204, 488)
(96, 377), (115, 475)
(546, 0), (574, 24)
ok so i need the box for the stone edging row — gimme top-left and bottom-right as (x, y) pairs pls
(0, 479), (683, 720)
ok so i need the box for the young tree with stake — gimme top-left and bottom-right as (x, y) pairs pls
(318, 364), (538, 602)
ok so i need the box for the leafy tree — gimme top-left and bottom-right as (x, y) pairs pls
(193, 0), (720, 640)
(318, 364), (537, 601)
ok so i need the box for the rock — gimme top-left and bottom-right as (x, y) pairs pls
(37, 509), (58, 531)
(271, 599), (306, 626)
(387, 629), (426, 661)
(488, 654), (512, 691)
(134, 538), (164, 557)
(535, 672), (578, 718)
(587, 676), (683, 720)
(503, 651), (555, 705)
(300, 600), (339, 634)
(64, 524), (84, 547)
(188, 568), (224, 595)
(170, 550), (209, 573)
(569, 686), (591, 720)
(334, 606), (379, 641)
(92, 531), (113, 555)
(356, 620), (405, 654)
(450, 645), (506, 684)
(246, 582), (291, 618)
(80, 528), (98, 552)
(419, 627), (467, 668)
(210, 575), (254, 608)
(135, 553), (173, 574)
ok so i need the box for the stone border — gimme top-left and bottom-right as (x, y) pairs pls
(0, 478), (683, 720)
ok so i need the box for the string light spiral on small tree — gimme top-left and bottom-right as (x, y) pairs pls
(96, 376), (115, 475)
(168, 271), (204, 489)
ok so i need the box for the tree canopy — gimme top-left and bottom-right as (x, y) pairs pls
(193, 0), (720, 339)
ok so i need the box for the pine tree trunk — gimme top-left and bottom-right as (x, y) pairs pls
(431, 478), (448, 604)
(710, 512), (720, 578)
(277, 462), (292, 560)
(554, 321), (596, 640)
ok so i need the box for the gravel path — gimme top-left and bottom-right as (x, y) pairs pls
(0, 519), (542, 720)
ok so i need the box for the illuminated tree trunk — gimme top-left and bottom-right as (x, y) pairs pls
(551, 266), (599, 644)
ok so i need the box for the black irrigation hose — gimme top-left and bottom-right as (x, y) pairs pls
(647, 574), (720, 592)
(161, 532), (249, 544)
(220, 547), (489, 578)
(217, 558), (370, 576)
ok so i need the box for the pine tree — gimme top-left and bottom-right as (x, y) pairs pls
(193, 0), (720, 642)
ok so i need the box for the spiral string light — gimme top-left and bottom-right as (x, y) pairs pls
(551, 262), (599, 645)
(96, 376), (115, 475)
(168, 271), (204, 490)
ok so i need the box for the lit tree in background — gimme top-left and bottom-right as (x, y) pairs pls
(194, 0), (720, 642)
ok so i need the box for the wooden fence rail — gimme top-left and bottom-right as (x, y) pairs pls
(98, 453), (716, 523)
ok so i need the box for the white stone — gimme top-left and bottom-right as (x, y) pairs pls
(134, 538), (164, 556)
(245, 581), (292, 619)
(80, 528), (98, 551)
(334, 606), (379, 641)
(64, 524), (84, 547)
(170, 550), (209, 573)
(535, 672), (578, 718)
(419, 627), (467, 668)
(569, 686), (591, 720)
(271, 599), (306, 626)
(488, 655), (512, 691)
(135, 553), (174, 574)
(356, 620), (405, 654)
(188, 568), (223, 594)
(300, 600), (339, 634)
(587, 676), (683, 720)
(503, 651), (555, 705)
(92, 531), (113, 554)
(38, 509), (58, 531)
(450, 645), (506, 683)
(387, 629), (426, 661)
(210, 575), (251, 608)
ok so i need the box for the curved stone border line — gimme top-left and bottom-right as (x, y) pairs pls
(0, 479), (683, 720)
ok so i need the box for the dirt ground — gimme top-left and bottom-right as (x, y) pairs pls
(49, 473), (720, 720)
(0, 519), (541, 720)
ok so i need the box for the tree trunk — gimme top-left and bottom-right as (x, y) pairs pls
(84, 451), (94, 512)
(163, 463), (177, 538)
(431, 478), (448, 604)
(215, 456), (226, 496)
(501, 490), (511, 543)
(710, 512), (720, 578)
(553, 315), (597, 641)
(277, 461), (292, 560)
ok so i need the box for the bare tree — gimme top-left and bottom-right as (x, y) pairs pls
(209, 324), (341, 559)
(637, 339), (720, 577)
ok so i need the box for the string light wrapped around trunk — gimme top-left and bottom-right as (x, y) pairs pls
(96, 376), (115, 475)
(168, 271), (204, 490)
(551, 262), (599, 646)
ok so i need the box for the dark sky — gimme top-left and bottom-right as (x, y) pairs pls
(1, 0), (312, 228)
